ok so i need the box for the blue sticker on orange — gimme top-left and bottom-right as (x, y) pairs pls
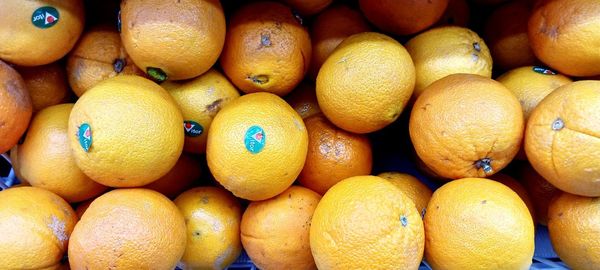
(532, 66), (557, 75)
(31, 6), (60, 29)
(183, 120), (203, 137)
(78, 123), (92, 152)
(244, 126), (266, 154)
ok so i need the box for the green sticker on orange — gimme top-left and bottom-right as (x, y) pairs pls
(244, 126), (265, 154)
(183, 120), (203, 137)
(78, 123), (92, 152)
(532, 66), (557, 75)
(31, 6), (60, 29)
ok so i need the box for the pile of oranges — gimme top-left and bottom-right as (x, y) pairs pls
(0, 0), (599, 269)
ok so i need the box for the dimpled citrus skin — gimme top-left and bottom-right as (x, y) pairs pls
(241, 186), (321, 270)
(424, 178), (535, 270)
(528, 0), (600, 77)
(308, 5), (371, 80)
(142, 153), (202, 199)
(316, 32), (415, 134)
(16, 63), (70, 112)
(174, 187), (242, 270)
(0, 0), (84, 66)
(548, 192), (600, 270)
(67, 25), (144, 97)
(207, 92), (308, 201)
(310, 176), (424, 270)
(68, 75), (184, 187)
(378, 172), (433, 217)
(68, 189), (187, 269)
(0, 60), (32, 153)
(282, 0), (333, 16)
(489, 173), (536, 220)
(405, 26), (493, 99)
(220, 1), (311, 96)
(120, 0), (226, 80)
(16, 104), (107, 203)
(166, 69), (240, 154)
(409, 74), (524, 179)
(525, 81), (600, 197)
(359, 0), (449, 36)
(0, 187), (77, 270)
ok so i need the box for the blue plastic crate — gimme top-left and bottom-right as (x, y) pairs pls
(0, 151), (568, 269)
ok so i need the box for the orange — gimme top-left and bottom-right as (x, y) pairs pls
(405, 26), (493, 99)
(497, 66), (572, 159)
(241, 186), (320, 270)
(120, 0), (226, 81)
(519, 163), (560, 225)
(207, 92), (308, 201)
(484, 1), (537, 71)
(307, 4), (371, 80)
(68, 75), (184, 187)
(298, 114), (372, 195)
(378, 172), (433, 217)
(0, 1), (84, 66)
(143, 153), (201, 199)
(69, 189), (187, 269)
(16, 63), (70, 112)
(359, 0), (449, 35)
(285, 81), (321, 119)
(174, 187), (242, 270)
(316, 32), (415, 134)
(410, 74), (524, 179)
(166, 69), (240, 154)
(282, 0), (333, 16)
(489, 173), (535, 219)
(67, 25), (144, 97)
(0, 186), (77, 269)
(14, 104), (107, 203)
(74, 199), (93, 219)
(436, 0), (470, 27)
(547, 192), (600, 270)
(528, 0), (600, 77)
(310, 176), (424, 269)
(471, 0), (510, 4)
(525, 80), (600, 196)
(0, 60), (32, 154)
(424, 178), (535, 269)
(220, 1), (311, 96)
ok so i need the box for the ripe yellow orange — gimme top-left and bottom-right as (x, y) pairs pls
(120, 0), (226, 81)
(528, 0), (600, 76)
(316, 32), (415, 134)
(519, 163), (560, 225)
(548, 192), (600, 270)
(284, 81), (321, 119)
(241, 186), (320, 270)
(485, 1), (537, 70)
(0, 186), (77, 270)
(282, 0), (332, 16)
(67, 25), (144, 97)
(489, 173), (536, 220)
(16, 63), (70, 112)
(68, 75), (184, 187)
(14, 104), (107, 203)
(142, 153), (202, 199)
(299, 114), (372, 195)
(359, 0), (449, 35)
(405, 26), (493, 99)
(220, 1), (311, 96)
(424, 178), (535, 269)
(207, 92), (308, 201)
(308, 4), (371, 80)
(68, 189), (187, 269)
(0, 0), (84, 66)
(525, 80), (600, 196)
(174, 187), (242, 270)
(378, 172), (432, 217)
(0, 60), (32, 154)
(310, 176), (424, 269)
(166, 69), (240, 154)
(410, 74), (524, 179)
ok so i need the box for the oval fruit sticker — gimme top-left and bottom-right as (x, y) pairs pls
(532, 66), (557, 75)
(244, 126), (266, 154)
(32, 6), (60, 29)
(78, 123), (92, 152)
(183, 120), (203, 137)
